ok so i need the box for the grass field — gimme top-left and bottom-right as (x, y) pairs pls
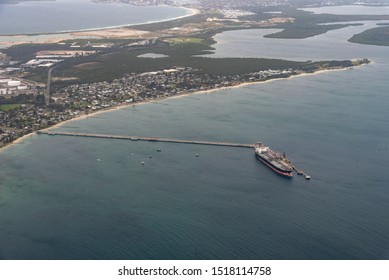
(166, 37), (204, 46)
(0, 104), (22, 111)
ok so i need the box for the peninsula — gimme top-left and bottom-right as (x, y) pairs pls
(0, 58), (370, 148)
(0, 0), (379, 148)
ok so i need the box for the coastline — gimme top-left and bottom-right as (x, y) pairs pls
(0, 65), (361, 153)
(0, 7), (200, 48)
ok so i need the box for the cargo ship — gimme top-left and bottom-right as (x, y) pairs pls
(254, 142), (293, 178)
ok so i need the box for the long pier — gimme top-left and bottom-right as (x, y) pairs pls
(37, 131), (255, 149)
(37, 130), (310, 179)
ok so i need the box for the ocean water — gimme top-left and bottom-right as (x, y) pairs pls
(206, 21), (389, 61)
(301, 5), (389, 15)
(0, 12), (389, 259)
(0, 0), (191, 35)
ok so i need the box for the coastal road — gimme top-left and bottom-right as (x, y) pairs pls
(45, 67), (55, 106)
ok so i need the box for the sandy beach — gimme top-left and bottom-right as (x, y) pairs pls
(0, 7), (199, 48)
(0, 65), (361, 153)
(70, 29), (153, 39)
(0, 131), (36, 152)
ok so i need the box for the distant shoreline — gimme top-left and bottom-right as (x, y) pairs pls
(0, 6), (200, 47)
(0, 64), (364, 153)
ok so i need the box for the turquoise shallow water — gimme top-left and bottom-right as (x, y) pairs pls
(0, 16), (389, 259)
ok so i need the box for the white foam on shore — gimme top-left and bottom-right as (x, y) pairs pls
(0, 6), (199, 48)
(1, 6), (199, 37)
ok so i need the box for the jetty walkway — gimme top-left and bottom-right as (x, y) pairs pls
(37, 131), (255, 149)
(37, 131), (310, 178)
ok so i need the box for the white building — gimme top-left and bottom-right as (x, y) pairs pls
(0, 78), (12, 84)
(7, 80), (21, 87)
(0, 87), (7, 95)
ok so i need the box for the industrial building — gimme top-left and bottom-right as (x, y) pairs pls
(0, 76), (37, 97)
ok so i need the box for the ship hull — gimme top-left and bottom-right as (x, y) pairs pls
(255, 153), (293, 178)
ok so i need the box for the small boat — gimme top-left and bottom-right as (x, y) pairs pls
(157, 149), (161, 152)
(149, 155), (152, 159)
(195, 154), (199, 157)
(304, 175), (311, 180)
(97, 158), (101, 162)
(141, 161), (145, 165)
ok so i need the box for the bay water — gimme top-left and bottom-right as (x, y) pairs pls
(0, 0), (191, 35)
(0, 10), (389, 259)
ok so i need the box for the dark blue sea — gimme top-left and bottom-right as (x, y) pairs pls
(0, 9), (389, 259)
